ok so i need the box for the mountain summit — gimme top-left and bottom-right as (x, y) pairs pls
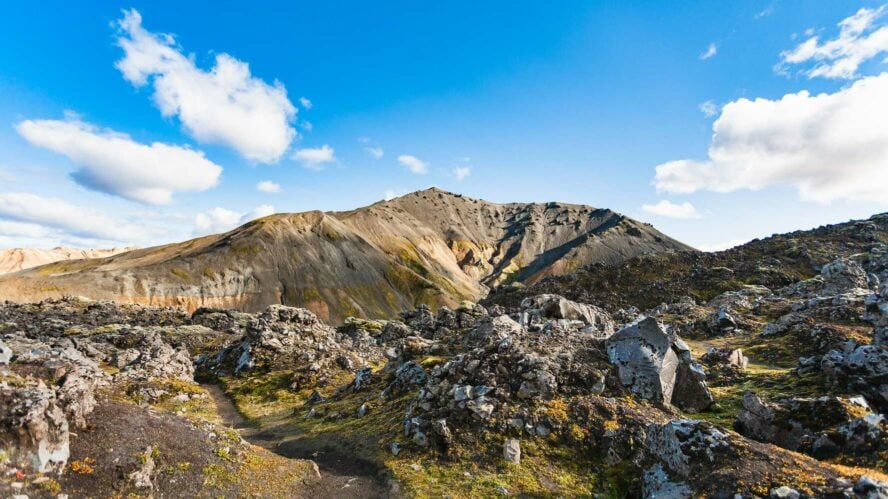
(0, 189), (691, 322)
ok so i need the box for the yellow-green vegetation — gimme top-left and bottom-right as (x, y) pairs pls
(170, 267), (191, 280)
(685, 338), (834, 427)
(388, 439), (604, 498)
(219, 367), (622, 497)
(124, 378), (222, 424)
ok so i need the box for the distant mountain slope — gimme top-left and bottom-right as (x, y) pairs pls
(485, 212), (888, 312)
(0, 246), (135, 275)
(0, 188), (691, 322)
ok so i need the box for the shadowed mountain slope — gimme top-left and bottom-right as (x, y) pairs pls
(0, 188), (691, 322)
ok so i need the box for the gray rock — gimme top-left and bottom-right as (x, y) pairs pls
(468, 315), (523, 345)
(769, 486), (800, 499)
(503, 439), (521, 464)
(129, 446), (156, 490)
(0, 339), (11, 364)
(642, 464), (692, 499)
(0, 380), (70, 473)
(607, 317), (679, 404)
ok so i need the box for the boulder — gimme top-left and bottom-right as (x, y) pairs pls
(0, 380), (70, 473)
(607, 318), (679, 404)
(468, 315), (523, 346)
(607, 318), (711, 410)
(519, 294), (615, 337)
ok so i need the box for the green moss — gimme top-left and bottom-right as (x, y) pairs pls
(202, 463), (237, 488)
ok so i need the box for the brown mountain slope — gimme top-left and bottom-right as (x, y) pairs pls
(0, 246), (135, 275)
(0, 188), (692, 322)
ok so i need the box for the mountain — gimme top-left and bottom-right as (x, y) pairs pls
(485, 212), (888, 312)
(0, 246), (136, 275)
(0, 188), (691, 322)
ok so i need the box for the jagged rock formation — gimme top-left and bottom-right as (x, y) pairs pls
(0, 246), (135, 275)
(0, 189), (690, 323)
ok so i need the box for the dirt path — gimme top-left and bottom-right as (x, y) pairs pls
(203, 384), (395, 498)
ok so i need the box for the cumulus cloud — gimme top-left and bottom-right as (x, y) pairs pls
(654, 73), (888, 204)
(452, 166), (471, 181)
(700, 43), (718, 60)
(115, 9), (297, 163)
(641, 200), (702, 219)
(299, 97), (313, 109)
(0, 192), (159, 244)
(780, 6), (888, 79)
(699, 100), (719, 117)
(398, 155), (428, 174)
(16, 115), (221, 205)
(194, 204), (275, 235)
(256, 180), (281, 193)
(293, 145), (335, 170)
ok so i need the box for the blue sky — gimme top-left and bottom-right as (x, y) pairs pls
(1, 1), (886, 250)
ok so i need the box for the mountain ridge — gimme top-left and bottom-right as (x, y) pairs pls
(0, 188), (692, 322)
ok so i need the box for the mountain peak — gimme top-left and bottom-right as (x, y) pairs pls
(0, 193), (691, 322)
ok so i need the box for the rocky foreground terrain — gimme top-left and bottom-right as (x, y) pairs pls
(2, 213), (888, 497)
(0, 189), (688, 323)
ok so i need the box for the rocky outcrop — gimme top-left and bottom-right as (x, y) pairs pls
(0, 379), (70, 473)
(519, 294), (615, 338)
(735, 393), (885, 463)
(606, 318), (713, 411)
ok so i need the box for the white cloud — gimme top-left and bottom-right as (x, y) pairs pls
(300, 121), (313, 132)
(115, 9), (297, 163)
(366, 146), (384, 159)
(256, 180), (281, 193)
(654, 73), (888, 204)
(695, 239), (749, 252)
(641, 200), (702, 219)
(383, 189), (400, 201)
(0, 192), (158, 244)
(699, 100), (718, 117)
(293, 145), (336, 170)
(398, 155), (428, 174)
(299, 97), (313, 109)
(16, 115), (221, 205)
(194, 204), (276, 235)
(700, 43), (718, 60)
(755, 6), (774, 19)
(452, 166), (471, 181)
(780, 6), (888, 79)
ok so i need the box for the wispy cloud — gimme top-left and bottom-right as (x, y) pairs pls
(700, 43), (718, 60)
(699, 100), (718, 117)
(779, 6), (888, 79)
(0, 192), (168, 244)
(398, 154), (428, 174)
(256, 180), (281, 193)
(299, 97), (313, 109)
(293, 145), (336, 170)
(115, 9), (297, 163)
(452, 166), (471, 181)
